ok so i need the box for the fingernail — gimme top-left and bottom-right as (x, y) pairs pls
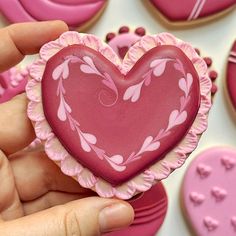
(99, 203), (134, 233)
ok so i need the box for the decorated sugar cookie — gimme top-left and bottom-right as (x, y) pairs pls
(105, 27), (217, 97)
(26, 31), (212, 199)
(0, 66), (28, 103)
(226, 40), (236, 110)
(0, 0), (107, 29)
(182, 147), (236, 236)
(105, 182), (168, 236)
(147, 0), (235, 26)
(106, 26), (146, 59)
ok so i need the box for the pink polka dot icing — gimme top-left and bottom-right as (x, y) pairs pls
(0, 67), (28, 103)
(0, 0), (107, 29)
(106, 26), (146, 59)
(149, 0), (235, 23)
(26, 31), (211, 199)
(182, 147), (236, 235)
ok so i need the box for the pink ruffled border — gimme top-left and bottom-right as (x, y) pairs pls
(26, 32), (211, 199)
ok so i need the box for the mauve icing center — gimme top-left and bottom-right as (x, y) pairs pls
(42, 44), (200, 185)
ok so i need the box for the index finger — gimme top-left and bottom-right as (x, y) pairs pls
(0, 20), (68, 72)
(0, 21), (68, 154)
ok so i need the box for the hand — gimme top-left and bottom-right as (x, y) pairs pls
(0, 22), (134, 236)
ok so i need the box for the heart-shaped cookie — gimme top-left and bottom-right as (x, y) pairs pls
(147, 0), (235, 25)
(26, 32), (211, 199)
(105, 26), (218, 97)
(0, 0), (107, 29)
(182, 147), (236, 235)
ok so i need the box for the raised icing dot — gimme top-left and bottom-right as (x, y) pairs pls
(196, 163), (212, 178)
(119, 26), (130, 34)
(231, 216), (236, 229)
(209, 70), (218, 81)
(135, 27), (146, 36)
(189, 192), (205, 205)
(105, 32), (116, 43)
(203, 216), (219, 231)
(221, 155), (236, 170)
(211, 186), (227, 202)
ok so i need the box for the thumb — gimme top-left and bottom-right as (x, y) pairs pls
(0, 197), (134, 236)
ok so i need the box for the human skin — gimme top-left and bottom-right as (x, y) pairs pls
(0, 21), (134, 236)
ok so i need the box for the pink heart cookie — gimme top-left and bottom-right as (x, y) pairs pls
(0, 67), (28, 103)
(147, 0), (235, 25)
(26, 31), (211, 199)
(182, 147), (236, 235)
(0, 0), (107, 29)
(226, 40), (236, 111)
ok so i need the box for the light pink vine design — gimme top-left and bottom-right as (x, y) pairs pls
(52, 55), (192, 171)
(123, 58), (192, 164)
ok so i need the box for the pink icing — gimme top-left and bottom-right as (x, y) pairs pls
(189, 192), (205, 205)
(106, 27), (146, 60)
(227, 40), (236, 110)
(104, 182), (168, 236)
(182, 147), (236, 236)
(26, 31), (211, 199)
(108, 33), (142, 59)
(107, 31), (218, 99)
(0, 67), (28, 103)
(149, 0), (235, 22)
(108, 32), (141, 59)
(0, 0), (106, 28)
(196, 163), (212, 178)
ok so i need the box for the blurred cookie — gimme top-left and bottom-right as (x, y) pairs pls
(0, 66), (28, 103)
(0, 0), (108, 30)
(145, 0), (235, 26)
(182, 147), (236, 236)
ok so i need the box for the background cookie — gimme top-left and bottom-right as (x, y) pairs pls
(146, 0), (235, 26)
(0, 66), (28, 103)
(182, 147), (236, 236)
(105, 182), (168, 236)
(0, 0), (107, 30)
(106, 26), (146, 59)
(226, 40), (236, 110)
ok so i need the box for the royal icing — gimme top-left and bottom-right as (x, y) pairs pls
(26, 31), (211, 199)
(227, 40), (236, 110)
(149, 0), (235, 23)
(0, 67), (28, 103)
(106, 29), (217, 97)
(0, 0), (106, 29)
(182, 147), (236, 236)
(105, 182), (168, 236)
(106, 26), (146, 59)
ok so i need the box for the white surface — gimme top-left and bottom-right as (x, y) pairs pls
(0, 1), (236, 235)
